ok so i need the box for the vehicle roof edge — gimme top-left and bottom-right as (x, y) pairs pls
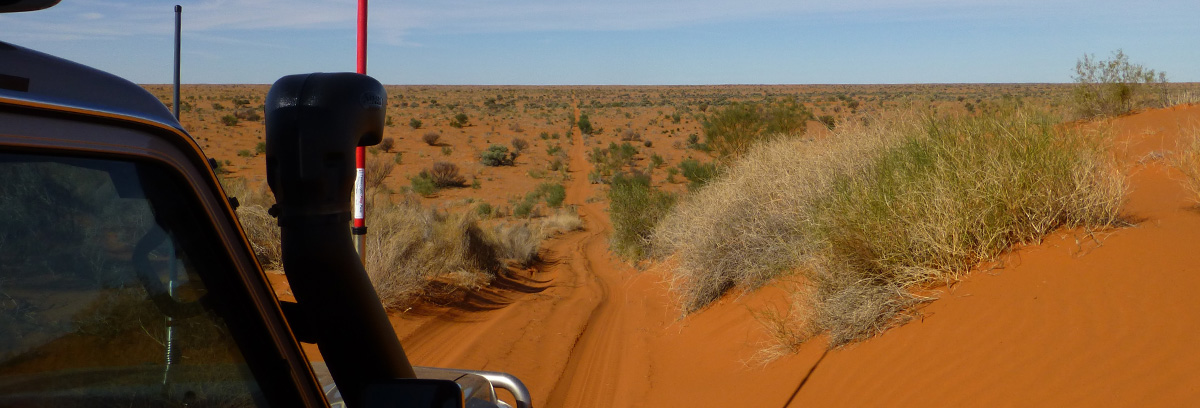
(0, 40), (186, 136)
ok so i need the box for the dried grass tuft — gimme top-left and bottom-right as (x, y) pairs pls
(654, 108), (1127, 348)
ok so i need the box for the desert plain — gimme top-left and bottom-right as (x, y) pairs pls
(144, 83), (1200, 407)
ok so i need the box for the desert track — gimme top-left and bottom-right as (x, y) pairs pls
(390, 105), (1200, 408)
(393, 101), (670, 407)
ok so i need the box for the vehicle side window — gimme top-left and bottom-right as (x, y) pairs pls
(0, 152), (270, 407)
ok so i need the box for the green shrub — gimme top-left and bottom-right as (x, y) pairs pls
(1071, 49), (1167, 118)
(254, 141), (267, 155)
(480, 144), (516, 166)
(237, 149), (252, 158)
(449, 113), (470, 128)
(577, 113), (593, 135)
(409, 118), (423, 129)
(702, 101), (811, 160)
(476, 202), (493, 217)
(677, 159), (720, 190)
(536, 183), (566, 208)
(511, 137), (529, 153)
(817, 115), (836, 129)
(608, 172), (676, 260)
(410, 172), (437, 196)
(512, 199), (535, 218)
(221, 115), (239, 126)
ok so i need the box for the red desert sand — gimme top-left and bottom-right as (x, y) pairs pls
(276, 104), (1200, 407)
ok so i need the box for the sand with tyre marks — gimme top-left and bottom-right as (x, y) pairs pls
(392, 105), (1200, 407)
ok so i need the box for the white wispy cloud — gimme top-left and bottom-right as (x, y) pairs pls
(0, 0), (1158, 45)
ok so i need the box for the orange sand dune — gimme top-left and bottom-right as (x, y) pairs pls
(391, 105), (1200, 407)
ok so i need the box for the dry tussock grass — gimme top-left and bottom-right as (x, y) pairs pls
(653, 113), (900, 314)
(540, 208), (584, 236)
(223, 178), (553, 311)
(221, 177), (282, 270)
(654, 108), (1127, 348)
(1170, 126), (1200, 203)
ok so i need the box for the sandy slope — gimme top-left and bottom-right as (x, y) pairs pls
(392, 105), (1200, 407)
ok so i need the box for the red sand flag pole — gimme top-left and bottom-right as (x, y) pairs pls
(352, 0), (368, 262)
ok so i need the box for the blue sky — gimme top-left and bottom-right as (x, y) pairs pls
(2, 0), (1198, 85)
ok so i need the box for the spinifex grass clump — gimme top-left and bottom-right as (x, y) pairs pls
(609, 172), (676, 260)
(1170, 127), (1200, 203)
(223, 178), (545, 311)
(654, 108), (1126, 348)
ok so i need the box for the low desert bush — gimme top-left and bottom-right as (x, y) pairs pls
(511, 137), (529, 153)
(510, 183), (566, 218)
(536, 183), (566, 208)
(410, 172), (437, 196)
(422, 132), (441, 146)
(702, 101), (812, 161)
(365, 153), (396, 190)
(429, 161), (466, 187)
(1071, 49), (1167, 119)
(677, 158), (720, 190)
(480, 144), (517, 166)
(379, 137), (395, 153)
(449, 113), (469, 128)
(576, 113), (593, 135)
(609, 172), (676, 260)
(654, 108), (1126, 347)
(1170, 127), (1200, 203)
(234, 108), (262, 122)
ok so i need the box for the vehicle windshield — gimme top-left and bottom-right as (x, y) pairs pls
(0, 152), (269, 407)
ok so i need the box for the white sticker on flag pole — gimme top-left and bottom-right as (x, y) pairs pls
(353, 168), (366, 220)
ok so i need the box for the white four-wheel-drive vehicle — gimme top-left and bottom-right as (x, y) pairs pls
(0, 1), (531, 407)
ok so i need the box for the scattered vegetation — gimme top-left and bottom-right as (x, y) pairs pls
(587, 142), (638, 183)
